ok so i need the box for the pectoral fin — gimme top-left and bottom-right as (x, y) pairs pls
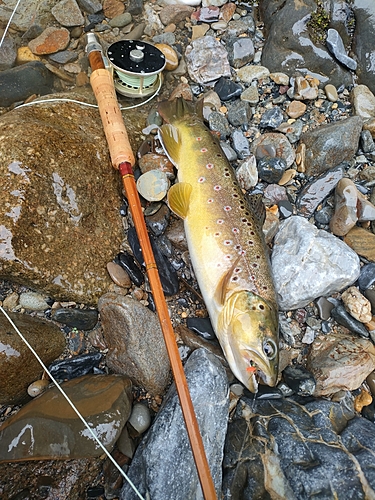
(215, 255), (242, 306)
(167, 182), (192, 219)
(158, 124), (181, 167)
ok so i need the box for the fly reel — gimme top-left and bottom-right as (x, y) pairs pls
(106, 40), (166, 98)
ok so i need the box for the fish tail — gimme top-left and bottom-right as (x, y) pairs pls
(158, 97), (203, 124)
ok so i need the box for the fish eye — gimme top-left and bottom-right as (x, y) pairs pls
(263, 339), (277, 360)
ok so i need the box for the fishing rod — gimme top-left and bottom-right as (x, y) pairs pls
(86, 34), (218, 500)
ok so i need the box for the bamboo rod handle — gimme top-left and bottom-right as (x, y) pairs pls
(90, 68), (135, 168)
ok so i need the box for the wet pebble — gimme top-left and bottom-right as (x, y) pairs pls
(344, 227), (375, 262)
(226, 37), (254, 68)
(307, 333), (375, 396)
(316, 296), (334, 321)
(208, 111), (231, 139)
(227, 100), (251, 127)
(283, 364), (316, 396)
(358, 264), (375, 291)
(278, 199), (293, 219)
(220, 141), (238, 162)
(329, 178), (359, 236)
(231, 129), (250, 159)
(154, 43), (179, 71)
(48, 352), (103, 380)
(145, 203), (170, 236)
(286, 100), (306, 119)
(27, 379), (50, 397)
(235, 155), (258, 190)
(326, 28), (357, 71)
(252, 132), (295, 168)
(257, 156), (286, 184)
(296, 164), (344, 218)
(331, 304), (369, 338)
(51, 308), (98, 330)
(324, 84), (338, 102)
(107, 261), (132, 288)
(277, 119), (303, 143)
(364, 289), (375, 314)
(115, 251), (144, 287)
(341, 286), (373, 324)
(361, 130), (375, 153)
(259, 107), (284, 129)
(128, 403), (152, 433)
(240, 85), (259, 105)
(314, 206), (334, 225)
(186, 316), (216, 340)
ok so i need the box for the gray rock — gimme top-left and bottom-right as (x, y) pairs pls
(226, 37), (254, 69)
(224, 15), (255, 39)
(220, 142), (237, 162)
(271, 216), (360, 310)
(98, 294), (170, 395)
(326, 28), (357, 71)
(223, 396), (375, 500)
(208, 111), (230, 139)
(361, 130), (375, 153)
(152, 32), (175, 45)
(121, 348), (229, 500)
(277, 119), (303, 143)
(231, 129), (250, 159)
(0, 0), (56, 31)
(259, 0), (352, 89)
(76, 0), (102, 14)
(19, 292), (50, 311)
(185, 36), (231, 86)
(0, 61), (55, 108)
(227, 100), (252, 127)
(352, 0), (375, 94)
(0, 38), (17, 71)
(259, 106), (284, 129)
(51, 0), (84, 27)
(301, 116), (363, 176)
(109, 12), (132, 28)
(296, 163), (345, 217)
(49, 50), (78, 64)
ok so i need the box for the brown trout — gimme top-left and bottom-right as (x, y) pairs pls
(158, 98), (279, 392)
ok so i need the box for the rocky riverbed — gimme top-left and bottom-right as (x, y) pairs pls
(1, 0), (375, 499)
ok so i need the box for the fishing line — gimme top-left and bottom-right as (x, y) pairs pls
(0, 305), (145, 500)
(0, 0), (22, 48)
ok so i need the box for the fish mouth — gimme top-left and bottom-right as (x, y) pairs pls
(243, 348), (277, 387)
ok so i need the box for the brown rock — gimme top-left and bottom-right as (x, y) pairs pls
(363, 117), (375, 138)
(220, 2), (236, 23)
(102, 0), (124, 18)
(0, 95), (143, 304)
(169, 82), (193, 102)
(154, 43), (178, 71)
(301, 116), (363, 176)
(0, 375), (132, 462)
(106, 261), (132, 288)
(286, 100), (306, 119)
(0, 457), (103, 499)
(159, 4), (194, 25)
(307, 333), (375, 396)
(28, 27), (70, 55)
(344, 226), (375, 262)
(354, 388), (372, 412)
(0, 313), (66, 404)
(341, 286), (372, 324)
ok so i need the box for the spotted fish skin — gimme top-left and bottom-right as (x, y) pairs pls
(158, 98), (279, 392)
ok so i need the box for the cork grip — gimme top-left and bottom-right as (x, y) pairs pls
(90, 68), (135, 168)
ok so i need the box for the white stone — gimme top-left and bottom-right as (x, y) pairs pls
(271, 216), (360, 310)
(235, 155), (258, 190)
(237, 65), (270, 83)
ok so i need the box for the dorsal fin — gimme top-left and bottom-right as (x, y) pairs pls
(167, 182), (192, 219)
(158, 124), (181, 167)
(248, 193), (266, 227)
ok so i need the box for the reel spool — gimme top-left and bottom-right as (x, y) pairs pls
(107, 40), (166, 98)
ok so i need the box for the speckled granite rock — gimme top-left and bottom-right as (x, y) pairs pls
(0, 94), (143, 304)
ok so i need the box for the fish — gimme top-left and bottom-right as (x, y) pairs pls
(157, 98), (279, 393)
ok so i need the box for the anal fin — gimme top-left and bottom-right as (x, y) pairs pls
(167, 182), (192, 219)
